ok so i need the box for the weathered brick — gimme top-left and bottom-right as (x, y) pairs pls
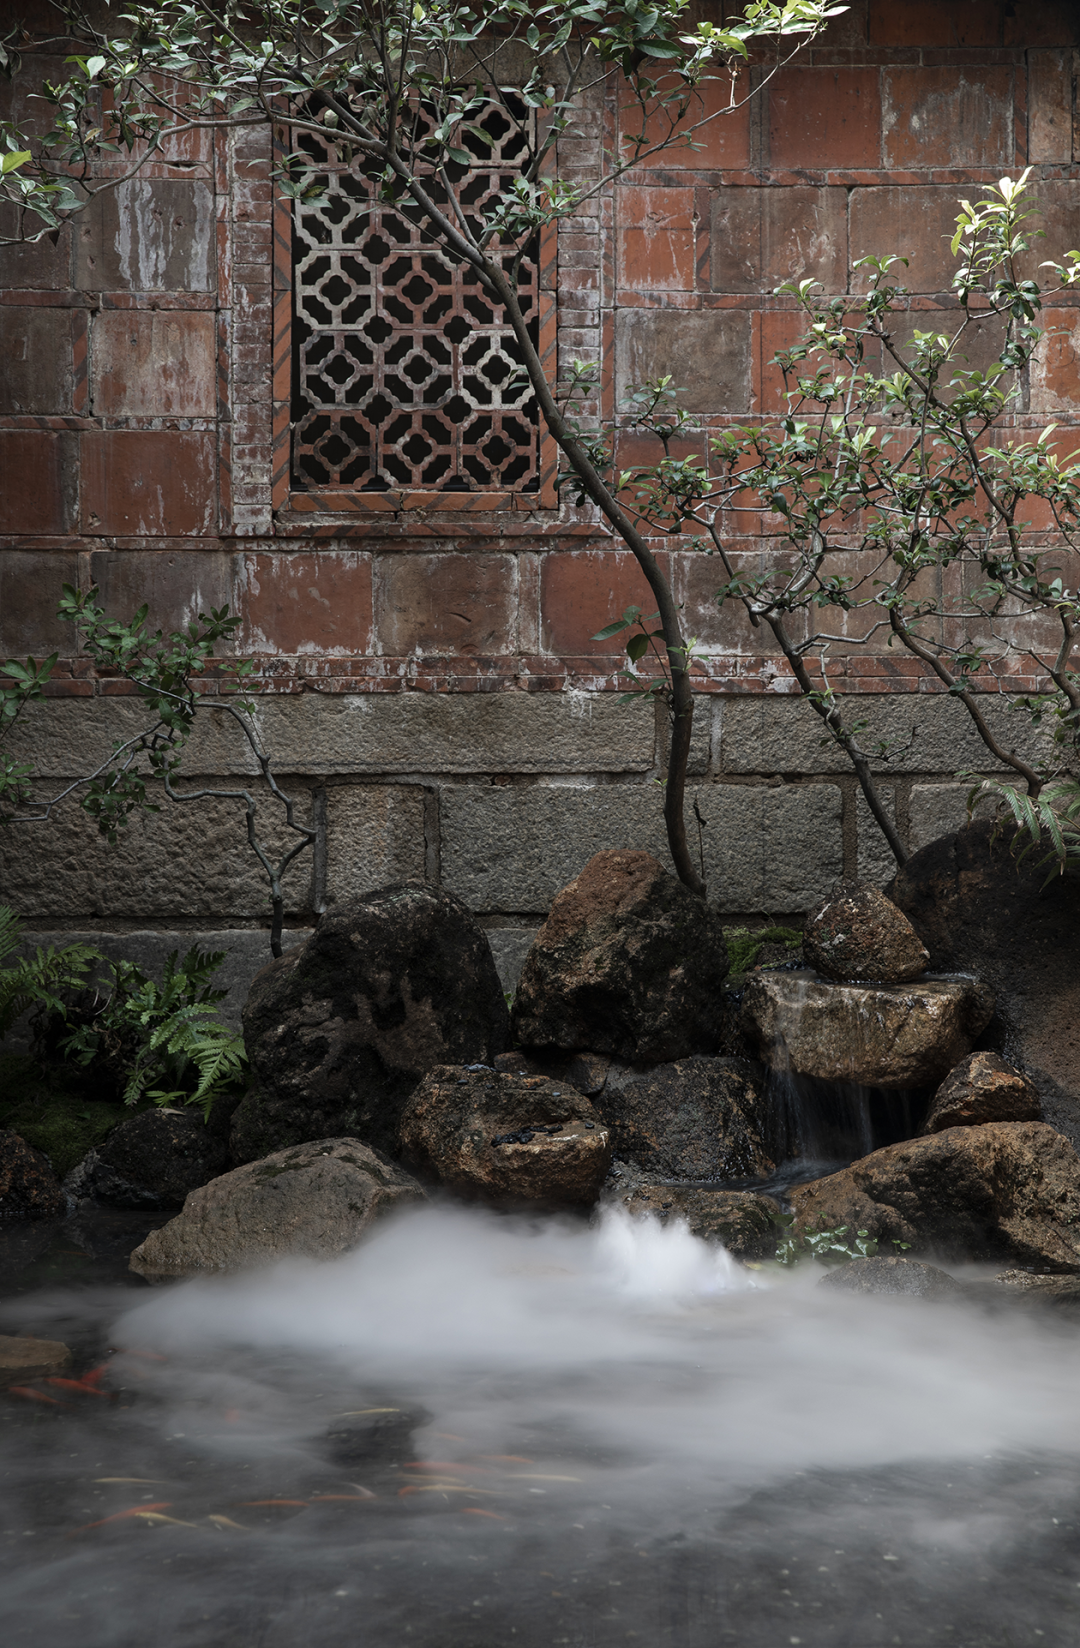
(615, 308), (750, 413)
(1029, 48), (1074, 162)
(850, 186), (967, 293)
(374, 554), (517, 655)
(710, 186), (847, 295)
(0, 550), (79, 656)
(0, 432), (78, 536)
(539, 549), (669, 658)
(91, 310), (217, 417)
(617, 186), (695, 291)
(324, 783), (427, 905)
(439, 780), (842, 914)
(0, 307), (73, 414)
(86, 548), (232, 637)
(882, 68), (1014, 169)
(1030, 310), (1080, 414)
(74, 179), (215, 293)
(768, 68), (882, 170)
(868, 0), (1001, 47)
(621, 74), (751, 169)
(0, 205), (71, 290)
(238, 551), (373, 655)
(81, 432), (217, 536)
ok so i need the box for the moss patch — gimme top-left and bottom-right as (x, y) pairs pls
(0, 1053), (127, 1176)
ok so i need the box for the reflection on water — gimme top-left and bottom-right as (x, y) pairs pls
(2, 1202), (1080, 1647)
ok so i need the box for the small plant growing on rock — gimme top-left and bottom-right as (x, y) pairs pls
(773, 1216), (910, 1267)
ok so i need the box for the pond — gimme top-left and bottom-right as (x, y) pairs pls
(3, 1202), (1080, 1647)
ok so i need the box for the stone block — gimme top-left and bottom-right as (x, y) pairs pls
(81, 432), (217, 536)
(909, 783), (974, 852)
(374, 553), (517, 655)
(721, 695), (1052, 778)
(252, 690), (659, 775)
(0, 781), (314, 921)
(856, 782), (899, 887)
(439, 780), (842, 914)
(11, 928), (309, 1031)
(0, 551), (80, 656)
(710, 186), (847, 295)
(882, 68), (1014, 170)
(324, 784), (427, 905)
(768, 67), (882, 170)
(484, 927), (539, 995)
(0, 307), (73, 414)
(615, 308), (750, 414)
(0, 432), (78, 536)
(74, 179), (215, 292)
(2, 697), (261, 781)
(91, 310), (217, 417)
(237, 552), (373, 654)
(539, 548), (670, 657)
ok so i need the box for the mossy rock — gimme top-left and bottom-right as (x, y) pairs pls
(0, 1054), (126, 1177)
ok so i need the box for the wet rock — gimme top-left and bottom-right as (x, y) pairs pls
(66, 1107), (231, 1211)
(818, 1256), (963, 1299)
(492, 1049), (612, 1097)
(325, 1405), (430, 1465)
(129, 1137), (426, 1279)
(0, 1333), (71, 1388)
(510, 850), (729, 1063)
(595, 1056), (775, 1181)
(235, 885), (509, 1163)
(976, 1270), (1080, 1313)
(789, 1121), (1080, 1271)
(803, 881), (929, 983)
(889, 819), (1080, 1150)
(922, 1052), (1041, 1135)
(603, 1173), (782, 1260)
(0, 1130), (66, 1221)
(398, 1065), (612, 1210)
(741, 969), (993, 1090)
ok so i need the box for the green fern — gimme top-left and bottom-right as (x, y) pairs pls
(967, 777), (1080, 883)
(0, 905), (102, 1041)
(725, 924), (803, 976)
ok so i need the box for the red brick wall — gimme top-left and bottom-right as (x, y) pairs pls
(2, 2), (1078, 706)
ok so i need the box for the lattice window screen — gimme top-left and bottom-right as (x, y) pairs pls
(291, 104), (540, 493)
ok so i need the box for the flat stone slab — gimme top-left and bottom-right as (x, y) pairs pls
(0, 1334), (71, 1387)
(740, 969), (993, 1089)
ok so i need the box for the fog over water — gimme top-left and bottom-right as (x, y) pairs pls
(4, 1203), (1080, 1646)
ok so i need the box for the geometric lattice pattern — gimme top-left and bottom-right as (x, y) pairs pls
(291, 102), (540, 492)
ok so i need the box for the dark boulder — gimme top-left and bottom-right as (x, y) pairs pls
(789, 1121), (1080, 1272)
(129, 1137), (426, 1279)
(0, 1130), (65, 1221)
(511, 850), (729, 1063)
(889, 819), (1080, 1149)
(818, 1256), (963, 1299)
(922, 1051), (1041, 1135)
(595, 1055), (776, 1181)
(66, 1106), (232, 1210)
(803, 881), (929, 983)
(602, 1171), (782, 1260)
(235, 885), (509, 1162)
(398, 1065), (612, 1210)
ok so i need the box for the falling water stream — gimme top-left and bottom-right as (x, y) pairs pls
(3, 1200), (1080, 1648)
